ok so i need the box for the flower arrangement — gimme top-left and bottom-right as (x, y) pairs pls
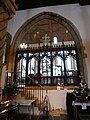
(73, 81), (90, 102)
(3, 82), (19, 100)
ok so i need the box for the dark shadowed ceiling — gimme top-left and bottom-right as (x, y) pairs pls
(16, 0), (90, 11)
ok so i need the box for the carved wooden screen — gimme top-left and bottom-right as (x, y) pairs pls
(15, 45), (80, 86)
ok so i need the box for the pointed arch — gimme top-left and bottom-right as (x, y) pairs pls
(10, 11), (86, 81)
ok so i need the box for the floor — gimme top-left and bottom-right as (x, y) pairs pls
(14, 114), (90, 120)
(13, 106), (90, 120)
(14, 112), (90, 120)
(15, 114), (74, 120)
(13, 107), (73, 120)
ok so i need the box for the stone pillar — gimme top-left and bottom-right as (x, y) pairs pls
(0, 0), (17, 98)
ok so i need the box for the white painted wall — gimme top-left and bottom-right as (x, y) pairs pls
(7, 3), (90, 110)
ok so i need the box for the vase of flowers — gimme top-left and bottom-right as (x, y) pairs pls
(3, 82), (19, 100)
(73, 81), (90, 102)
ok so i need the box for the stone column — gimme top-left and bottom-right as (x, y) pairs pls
(0, 0), (17, 98)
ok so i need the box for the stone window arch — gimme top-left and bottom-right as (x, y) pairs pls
(10, 12), (86, 85)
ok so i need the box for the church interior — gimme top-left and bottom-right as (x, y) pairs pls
(0, 0), (90, 120)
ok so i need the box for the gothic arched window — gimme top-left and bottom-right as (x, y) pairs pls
(14, 12), (85, 86)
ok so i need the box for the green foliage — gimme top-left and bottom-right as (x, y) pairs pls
(3, 83), (19, 97)
(73, 81), (90, 102)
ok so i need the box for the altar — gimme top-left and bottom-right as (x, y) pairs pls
(41, 88), (74, 110)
